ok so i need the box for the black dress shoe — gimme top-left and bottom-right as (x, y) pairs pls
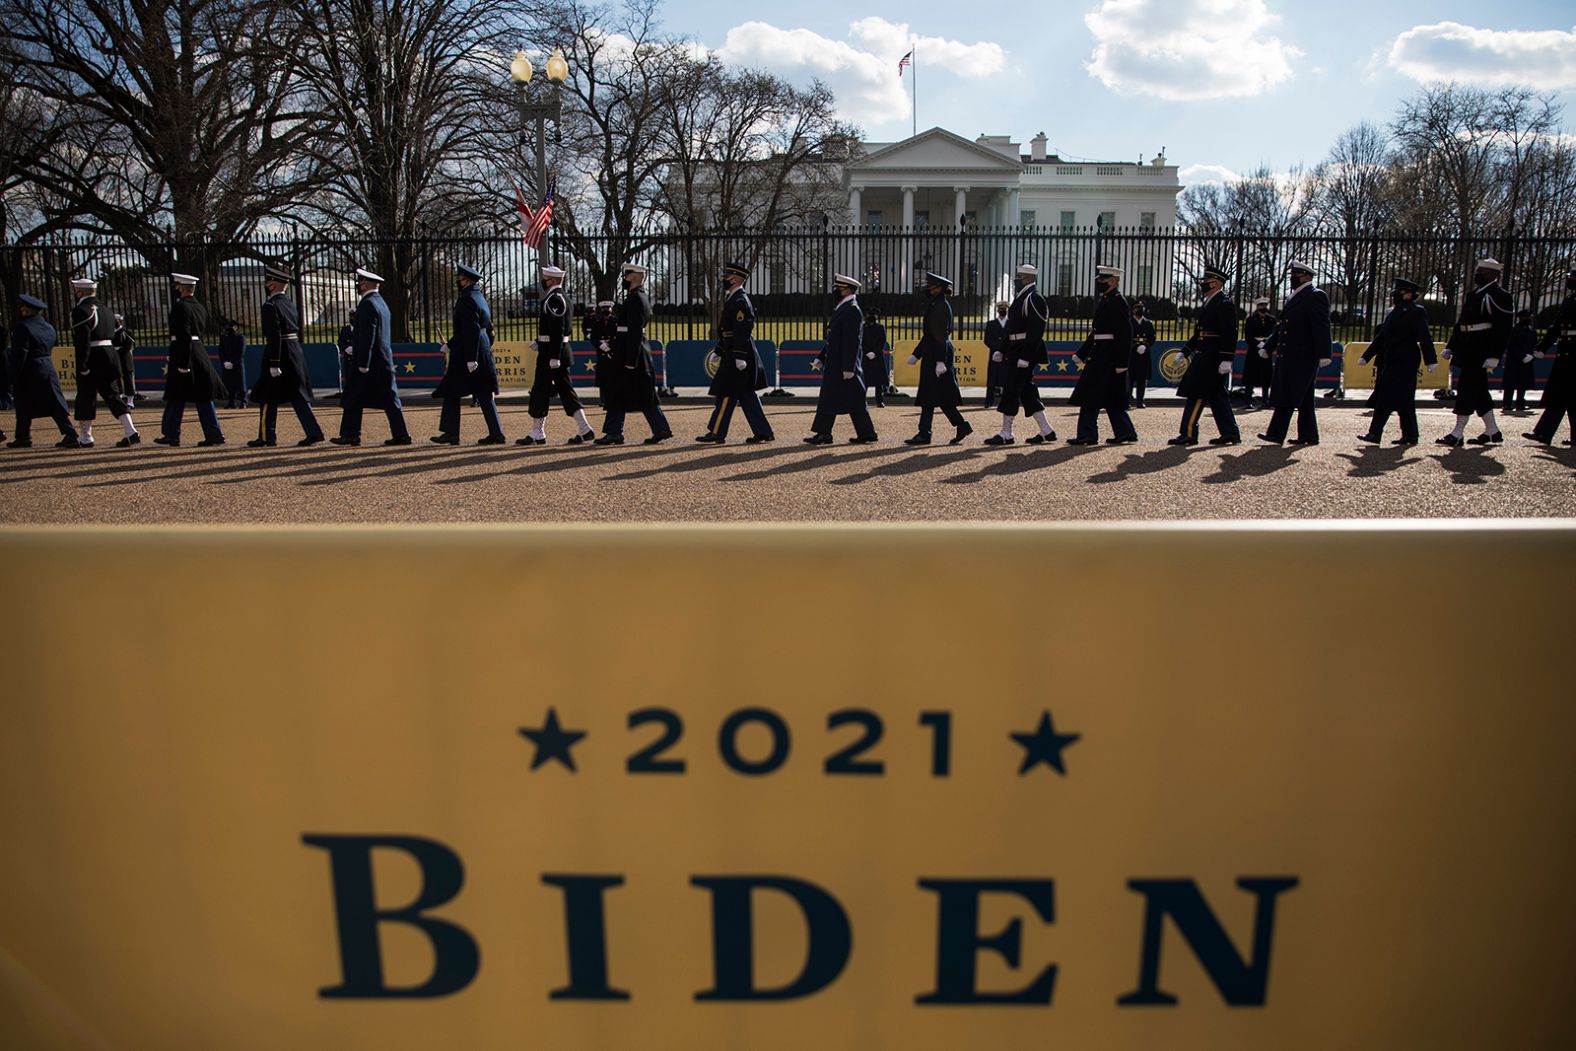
(803, 434), (832, 445)
(1467, 432), (1503, 445)
(950, 423), (973, 445)
(56, 435), (81, 448)
(642, 431), (674, 445)
(1066, 437), (1097, 446)
(694, 434), (724, 444)
(904, 434), (932, 446)
(1025, 433), (1056, 445)
(848, 434), (879, 444)
(1436, 434), (1464, 446)
(330, 436), (360, 446)
(152, 436), (178, 447)
(247, 438), (275, 448)
(1393, 437), (1419, 445)
(745, 434), (775, 444)
(430, 434), (459, 445)
(593, 434), (624, 445)
(384, 436), (412, 446)
(1106, 435), (1138, 445)
(6, 439), (31, 448)
(1167, 436), (1197, 446)
(516, 435), (541, 446)
(983, 434), (1014, 446)
(115, 433), (142, 448)
(1523, 432), (1550, 445)
(1257, 434), (1283, 445)
(1209, 436), (1242, 446)
(1356, 433), (1381, 444)
(298, 435), (325, 447)
(567, 432), (597, 445)
(1287, 438), (1318, 446)
(197, 437), (226, 447)
(477, 434), (506, 446)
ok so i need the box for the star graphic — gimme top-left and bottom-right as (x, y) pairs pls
(1037, 362), (1051, 372)
(1056, 361), (1068, 372)
(1010, 711), (1081, 776)
(1072, 360), (1085, 371)
(810, 358), (823, 371)
(517, 707), (587, 772)
(403, 362), (416, 373)
(160, 364), (168, 374)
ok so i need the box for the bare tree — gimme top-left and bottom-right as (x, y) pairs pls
(1313, 122), (1395, 320)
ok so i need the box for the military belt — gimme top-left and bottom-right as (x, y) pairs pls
(281, 331), (299, 338)
(1091, 334), (1114, 341)
(1460, 323), (1491, 332)
(615, 326), (629, 332)
(88, 339), (112, 347)
(1008, 333), (1027, 341)
(1562, 329), (1576, 336)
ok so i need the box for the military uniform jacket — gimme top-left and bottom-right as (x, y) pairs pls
(1503, 325), (1536, 384)
(434, 284), (498, 398)
(862, 321), (889, 385)
(6, 314), (69, 420)
(1358, 302), (1436, 411)
(1534, 296), (1576, 400)
(1446, 281), (1513, 370)
(1264, 284), (1332, 408)
(1241, 311), (1275, 384)
(816, 296), (866, 414)
(1004, 282), (1050, 365)
(1176, 292), (1238, 400)
(347, 291), (400, 410)
(70, 295), (117, 380)
(709, 286), (767, 397)
(585, 313), (618, 394)
(535, 286), (572, 378)
(1071, 291), (1133, 409)
(913, 295), (962, 409)
(164, 296), (221, 401)
(219, 330), (245, 369)
(253, 293), (313, 404)
(608, 288), (658, 410)
(1131, 316), (1156, 379)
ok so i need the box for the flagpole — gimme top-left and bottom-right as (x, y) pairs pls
(911, 40), (917, 137)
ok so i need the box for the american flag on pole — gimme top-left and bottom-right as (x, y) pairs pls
(514, 178), (555, 250)
(898, 49), (913, 77)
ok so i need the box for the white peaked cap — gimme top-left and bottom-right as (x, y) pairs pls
(596, 300), (613, 307)
(355, 267), (384, 283)
(1287, 260), (1315, 275)
(832, 273), (862, 289)
(1096, 266), (1123, 278)
(70, 277), (97, 290)
(541, 265), (566, 278)
(1475, 257), (1503, 271)
(1254, 296), (1271, 305)
(171, 272), (199, 284)
(1016, 264), (1038, 276)
(621, 263), (648, 275)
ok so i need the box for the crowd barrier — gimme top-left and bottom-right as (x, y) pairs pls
(2, 523), (1572, 1051)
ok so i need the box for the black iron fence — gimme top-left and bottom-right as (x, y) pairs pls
(4, 227), (1572, 349)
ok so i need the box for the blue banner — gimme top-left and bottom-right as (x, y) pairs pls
(661, 340), (779, 388)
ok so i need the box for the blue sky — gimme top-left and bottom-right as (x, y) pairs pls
(655, 1), (1576, 183)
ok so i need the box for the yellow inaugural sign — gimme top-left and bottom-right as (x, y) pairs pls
(1341, 342), (1452, 391)
(2, 524), (1573, 1050)
(489, 340), (539, 390)
(892, 338), (987, 388)
(48, 346), (78, 391)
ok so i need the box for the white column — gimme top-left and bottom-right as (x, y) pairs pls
(848, 187), (862, 226)
(901, 186), (916, 290)
(954, 186), (968, 227)
(1008, 189), (1021, 228)
(902, 187), (915, 229)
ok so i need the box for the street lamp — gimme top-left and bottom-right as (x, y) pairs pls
(510, 46), (568, 207)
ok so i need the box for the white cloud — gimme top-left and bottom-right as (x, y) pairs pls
(1388, 22), (1576, 90)
(1179, 164), (1240, 185)
(716, 19), (1006, 128)
(1084, 0), (1301, 100)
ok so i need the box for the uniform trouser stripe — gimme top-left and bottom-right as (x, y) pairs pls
(258, 406), (266, 441)
(710, 397), (730, 434)
(1185, 399), (1205, 438)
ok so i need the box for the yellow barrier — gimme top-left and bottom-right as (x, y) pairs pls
(891, 338), (987, 389)
(1341, 342), (1452, 391)
(2, 524), (1574, 1050)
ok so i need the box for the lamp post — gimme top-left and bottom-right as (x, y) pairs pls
(509, 46), (569, 217)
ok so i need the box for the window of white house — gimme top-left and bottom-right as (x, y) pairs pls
(1057, 263), (1074, 297)
(1019, 210), (1036, 228)
(1059, 210), (1076, 231)
(1140, 211), (1156, 230)
(866, 210), (882, 227)
(914, 211), (930, 232)
(1099, 211), (1116, 230)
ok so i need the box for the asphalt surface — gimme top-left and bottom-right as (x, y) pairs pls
(2, 398), (1572, 523)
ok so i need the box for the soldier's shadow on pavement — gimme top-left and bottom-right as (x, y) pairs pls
(433, 446), (687, 485)
(1086, 445), (1190, 484)
(1334, 445), (1423, 478)
(940, 445), (1094, 484)
(830, 446), (987, 485)
(1427, 448), (1507, 485)
(301, 448), (523, 486)
(1531, 448), (1576, 479)
(720, 445), (906, 482)
(606, 445), (800, 480)
(1199, 446), (1297, 484)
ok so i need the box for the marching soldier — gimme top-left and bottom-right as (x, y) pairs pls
(983, 300), (1009, 408)
(1241, 297), (1275, 408)
(863, 307), (890, 408)
(68, 277), (140, 447)
(1169, 266), (1241, 446)
(1524, 267), (1576, 446)
(596, 263), (672, 445)
(5, 294), (78, 448)
(1068, 265), (1137, 445)
(1437, 257), (1511, 446)
(219, 317), (247, 408)
(1129, 299), (1155, 407)
(1257, 261), (1331, 446)
(433, 262), (505, 444)
(156, 273), (225, 447)
(903, 272), (971, 445)
(696, 260), (773, 444)
(805, 274), (877, 444)
(586, 299), (617, 406)
(986, 263), (1055, 445)
(336, 318), (354, 398)
(520, 265), (595, 445)
(1501, 308), (1536, 412)
(332, 268), (411, 446)
(111, 313), (139, 405)
(1356, 277), (1438, 445)
(250, 265), (324, 447)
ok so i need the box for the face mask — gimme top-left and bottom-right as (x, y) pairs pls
(1196, 283), (1212, 298)
(1391, 292), (1407, 308)
(621, 278), (632, 291)
(997, 310), (1007, 319)
(1474, 271), (1494, 287)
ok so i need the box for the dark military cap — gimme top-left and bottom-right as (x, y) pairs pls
(1515, 308), (1533, 318)
(455, 262), (483, 281)
(1202, 266), (1230, 284)
(263, 263), (293, 284)
(1392, 277), (1422, 295)
(924, 271), (953, 288)
(18, 293), (47, 310)
(722, 260), (750, 279)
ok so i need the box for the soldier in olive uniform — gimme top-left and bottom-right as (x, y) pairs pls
(1068, 266), (1137, 445)
(1169, 267), (1241, 446)
(432, 262), (505, 445)
(249, 264), (324, 447)
(520, 265), (595, 445)
(903, 272), (972, 445)
(5, 294), (78, 448)
(68, 277), (140, 447)
(697, 260), (773, 444)
(987, 263), (1055, 445)
(1437, 258), (1512, 447)
(1525, 267), (1576, 446)
(1356, 277), (1438, 445)
(157, 273), (225, 447)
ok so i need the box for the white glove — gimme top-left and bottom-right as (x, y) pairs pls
(842, 370), (854, 380)
(1522, 354), (1533, 364)
(178, 367), (191, 374)
(223, 361), (233, 369)
(865, 352), (874, 359)
(342, 346), (353, 357)
(80, 369), (89, 376)
(1218, 361), (1231, 375)
(1136, 345), (1147, 355)
(598, 340), (610, 352)
(991, 351), (1003, 363)
(1258, 348), (1269, 359)
(1319, 358), (1333, 368)
(1116, 367), (1127, 373)
(549, 358), (561, 369)
(935, 362), (947, 377)
(1016, 359), (1029, 368)
(734, 359), (746, 371)
(1441, 347), (1452, 360)
(466, 361), (478, 373)
(1426, 363), (1438, 373)
(1484, 358), (1499, 371)
(269, 367), (282, 378)
(1534, 351), (1545, 359)
(906, 355), (918, 366)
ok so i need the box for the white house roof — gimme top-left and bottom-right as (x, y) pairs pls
(848, 127), (1024, 175)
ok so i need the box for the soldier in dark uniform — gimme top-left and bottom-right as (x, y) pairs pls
(520, 265), (595, 445)
(0, 318), (10, 424)
(157, 273), (225, 447)
(585, 299), (617, 407)
(983, 300), (1008, 408)
(696, 260), (773, 444)
(986, 263), (1054, 445)
(5, 294), (78, 448)
(432, 262), (505, 444)
(249, 265), (324, 447)
(1241, 297), (1275, 408)
(1355, 278), (1437, 445)
(862, 307), (890, 408)
(68, 277), (140, 447)
(596, 263), (671, 445)
(1129, 299), (1155, 407)
(219, 317), (247, 409)
(1067, 266), (1137, 445)
(805, 274), (877, 444)
(902, 272), (971, 445)
(1524, 268), (1576, 446)
(1169, 266), (1241, 446)
(332, 267), (411, 446)
(1437, 257), (1512, 446)
(1501, 308), (1536, 412)
(111, 313), (138, 405)
(1257, 261), (1331, 446)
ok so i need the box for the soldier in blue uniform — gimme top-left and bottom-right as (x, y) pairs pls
(596, 263), (672, 445)
(987, 263), (1055, 445)
(696, 260), (773, 444)
(520, 265), (595, 445)
(1257, 261), (1331, 446)
(433, 262), (505, 445)
(219, 317), (247, 408)
(5, 294), (78, 448)
(1437, 257), (1512, 447)
(68, 277), (140, 447)
(862, 307), (890, 408)
(1169, 266), (1241, 446)
(249, 265), (325, 447)
(1501, 309), (1536, 412)
(1241, 297), (1275, 408)
(1068, 265), (1137, 445)
(1524, 268), (1576, 446)
(333, 268), (411, 446)
(805, 274), (877, 444)
(983, 300), (1008, 408)
(157, 273), (226, 447)
(903, 272), (972, 445)
(1129, 299), (1155, 407)
(1356, 277), (1438, 445)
